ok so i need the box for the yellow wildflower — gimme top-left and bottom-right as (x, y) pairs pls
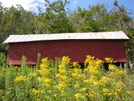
(72, 68), (82, 74)
(79, 74), (86, 79)
(88, 91), (95, 97)
(47, 90), (52, 93)
(116, 81), (125, 89)
(59, 64), (65, 68)
(58, 68), (66, 74)
(41, 57), (49, 63)
(103, 88), (109, 93)
(93, 81), (99, 86)
(74, 93), (82, 99)
(89, 94), (94, 97)
(44, 78), (52, 83)
(102, 88), (113, 96)
(99, 76), (110, 84)
(0, 89), (3, 91)
(83, 79), (90, 83)
(72, 73), (79, 78)
(61, 91), (66, 96)
(43, 83), (50, 87)
(86, 91), (95, 98)
(80, 88), (87, 92)
(62, 56), (71, 64)
(91, 91), (95, 94)
(85, 55), (95, 63)
(88, 67), (99, 75)
(8, 87), (13, 90)
(37, 69), (50, 75)
(15, 66), (20, 69)
(40, 64), (48, 68)
(45, 96), (49, 99)
(74, 83), (79, 88)
(116, 89), (121, 92)
(2, 96), (7, 100)
(14, 76), (26, 82)
(55, 74), (62, 78)
(56, 83), (65, 90)
(28, 73), (36, 77)
(72, 62), (80, 68)
(31, 88), (43, 95)
(108, 64), (117, 71)
(56, 74), (67, 80)
(53, 94), (57, 97)
(117, 70), (126, 76)
(59, 56), (71, 68)
(37, 77), (42, 82)
(105, 57), (114, 63)
(126, 91), (132, 94)
(87, 76), (97, 83)
(96, 59), (104, 67)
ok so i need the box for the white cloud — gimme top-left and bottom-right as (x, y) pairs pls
(73, 0), (77, 5)
(0, 0), (44, 11)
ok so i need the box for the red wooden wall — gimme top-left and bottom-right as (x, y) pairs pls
(7, 40), (127, 65)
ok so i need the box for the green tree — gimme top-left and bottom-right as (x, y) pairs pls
(36, 0), (74, 33)
(0, 4), (37, 53)
(69, 7), (93, 32)
(111, 1), (134, 67)
(70, 4), (109, 32)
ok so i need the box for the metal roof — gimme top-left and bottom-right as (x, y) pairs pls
(3, 31), (129, 43)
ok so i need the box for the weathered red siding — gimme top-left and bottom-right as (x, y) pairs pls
(7, 40), (127, 65)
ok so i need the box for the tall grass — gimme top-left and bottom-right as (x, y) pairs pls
(0, 53), (134, 101)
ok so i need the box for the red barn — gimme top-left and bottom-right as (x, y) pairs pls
(3, 31), (129, 65)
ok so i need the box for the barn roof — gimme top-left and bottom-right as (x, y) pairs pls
(3, 31), (129, 43)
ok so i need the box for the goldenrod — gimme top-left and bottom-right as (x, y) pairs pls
(126, 91), (132, 94)
(99, 76), (110, 85)
(105, 57), (114, 63)
(44, 78), (52, 83)
(41, 57), (49, 63)
(0, 89), (3, 91)
(74, 93), (83, 99)
(72, 62), (80, 68)
(28, 73), (36, 77)
(14, 76), (26, 82)
(116, 81), (125, 89)
(58, 68), (66, 74)
(56, 83), (65, 90)
(108, 64), (117, 71)
(53, 94), (57, 97)
(37, 77), (42, 82)
(61, 91), (66, 96)
(89, 94), (95, 97)
(80, 88), (87, 91)
(31, 88), (43, 95)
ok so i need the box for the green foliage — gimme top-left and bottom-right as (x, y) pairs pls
(36, 0), (74, 33)
(0, 53), (7, 67)
(0, 5), (37, 53)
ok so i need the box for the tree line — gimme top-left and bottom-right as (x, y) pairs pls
(0, 0), (134, 67)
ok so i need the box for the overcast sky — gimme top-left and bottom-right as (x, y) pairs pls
(0, 0), (134, 13)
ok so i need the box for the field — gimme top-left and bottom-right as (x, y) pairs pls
(0, 53), (134, 101)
